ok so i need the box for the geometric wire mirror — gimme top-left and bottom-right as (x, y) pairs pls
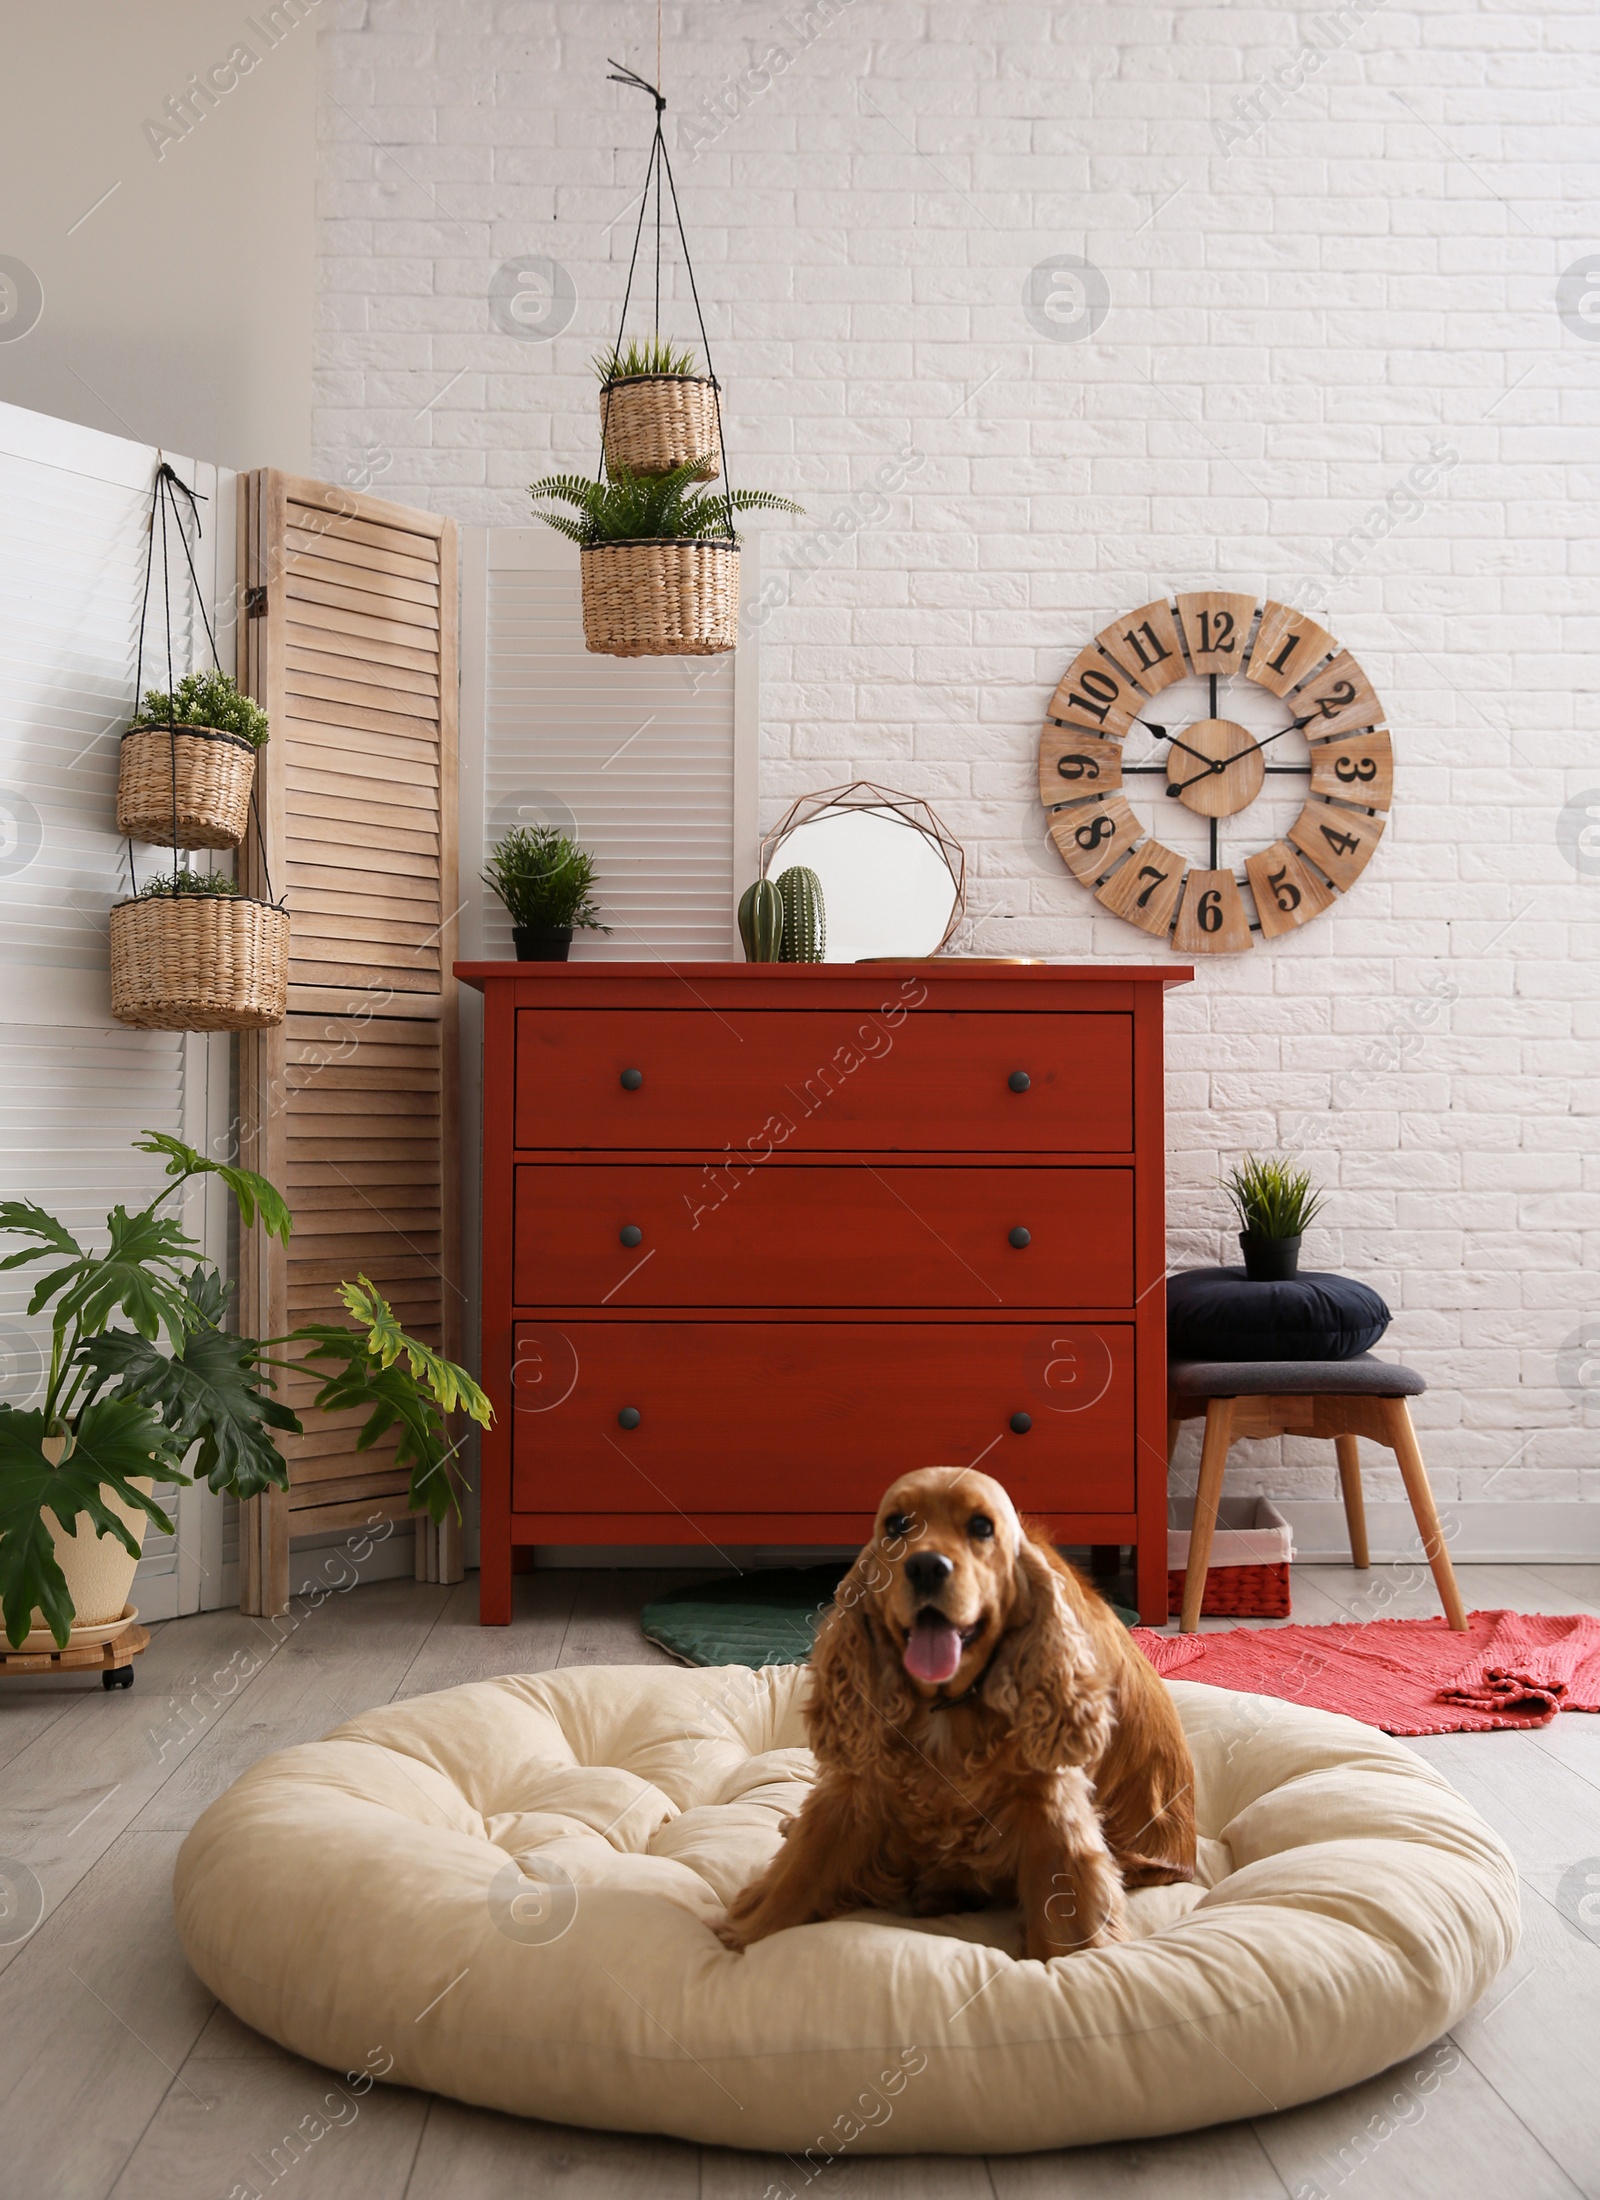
(760, 780), (967, 961)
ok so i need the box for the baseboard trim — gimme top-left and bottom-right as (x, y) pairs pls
(1275, 1500), (1600, 1566)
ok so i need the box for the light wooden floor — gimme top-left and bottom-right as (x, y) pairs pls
(2, 1560), (1598, 2200)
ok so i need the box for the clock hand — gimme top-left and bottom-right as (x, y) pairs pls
(1167, 718), (1307, 793)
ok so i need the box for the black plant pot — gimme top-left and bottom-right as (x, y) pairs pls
(513, 925), (573, 963)
(1240, 1233), (1301, 1282)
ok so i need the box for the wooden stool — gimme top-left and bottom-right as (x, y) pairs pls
(1168, 1356), (1467, 1637)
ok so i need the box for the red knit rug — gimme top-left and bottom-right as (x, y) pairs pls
(1133, 1608), (1600, 1736)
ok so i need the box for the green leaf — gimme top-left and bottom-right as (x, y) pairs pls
(83, 1271), (297, 1503)
(133, 1131), (294, 1244)
(51, 1205), (201, 1350)
(528, 456), (802, 548)
(0, 1201), (83, 1271)
(0, 1399), (183, 1648)
(336, 1277), (493, 1427)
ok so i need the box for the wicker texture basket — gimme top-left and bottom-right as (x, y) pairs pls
(600, 376), (720, 480)
(109, 895), (289, 1031)
(580, 538), (739, 658)
(117, 726), (257, 850)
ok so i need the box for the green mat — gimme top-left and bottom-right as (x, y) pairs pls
(641, 1565), (1138, 1670)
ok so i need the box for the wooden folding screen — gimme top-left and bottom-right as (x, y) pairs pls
(236, 472), (460, 1614)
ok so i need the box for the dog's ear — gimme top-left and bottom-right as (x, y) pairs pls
(805, 1551), (911, 1772)
(981, 1537), (1113, 1772)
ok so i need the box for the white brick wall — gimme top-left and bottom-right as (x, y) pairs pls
(315, 0), (1600, 1518)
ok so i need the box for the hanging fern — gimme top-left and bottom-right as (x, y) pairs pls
(528, 455), (801, 547)
(593, 335), (702, 382)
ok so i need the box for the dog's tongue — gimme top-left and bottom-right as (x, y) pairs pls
(904, 1612), (963, 1684)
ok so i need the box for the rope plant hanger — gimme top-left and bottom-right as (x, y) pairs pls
(109, 459), (289, 1032)
(526, 49), (801, 657)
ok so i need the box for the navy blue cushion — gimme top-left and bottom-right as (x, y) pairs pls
(1167, 1268), (1391, 1363)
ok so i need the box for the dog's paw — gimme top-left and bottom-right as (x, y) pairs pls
(712, 1918), (749, 1953)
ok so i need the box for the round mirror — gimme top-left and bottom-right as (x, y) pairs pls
(760, 783), (965, 962)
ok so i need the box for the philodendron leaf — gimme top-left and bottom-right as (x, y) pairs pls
(51, 1205), (201, 1350)
(133, 1131), (294, 1245)
(336, 1276), (494, 1428)
(0, 1201), (84, 1272)
(0, 1398), (183, 1648)
(83, 1272), (298, 1503)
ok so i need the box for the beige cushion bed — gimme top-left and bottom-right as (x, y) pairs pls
(172, 1663), (1518, 2152)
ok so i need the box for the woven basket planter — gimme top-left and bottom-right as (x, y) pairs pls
(600, 376), (720, 480)
(1167, 1495), (1293, 1620)
(117, 726), (257, 850)
(109, 894), (289, 1032)
(580, 537), (739, 658)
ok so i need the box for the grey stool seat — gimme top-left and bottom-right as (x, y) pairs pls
(1170, 1355), (1426, 1399)
(1168, 1355), (1464, 1636)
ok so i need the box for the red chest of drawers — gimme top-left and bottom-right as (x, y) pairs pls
(456, 960), (1190, 1623)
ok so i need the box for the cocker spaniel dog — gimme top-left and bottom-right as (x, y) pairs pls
(721, 1468), (1195, 1959)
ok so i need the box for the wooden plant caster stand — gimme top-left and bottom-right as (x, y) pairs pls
(0, 1618), (150, 1690)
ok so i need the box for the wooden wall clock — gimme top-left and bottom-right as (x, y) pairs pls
(1036, 593), (1392, 953)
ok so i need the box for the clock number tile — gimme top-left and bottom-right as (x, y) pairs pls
(1045, 646), (1140, 737)
(1245, 839), (1336, 939)
(1048, 794), (1143, 884)
(1309, 727), (1394, 811)
(1246, 600), (1338, 696)
(1172, 867), (1254, 956)
(1036, 729), (1124, 809)
(1095, 599), (1187, 694)
(1290, 651), (1384, 741)
(1288, 800), (1386, 893)
(1094, 839), (1188, 937)
(1174, 590), (1259, 676)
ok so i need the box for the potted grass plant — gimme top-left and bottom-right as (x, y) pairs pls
(0, 1131), (490, 1657)
(595, 335), (722, 482)
(1221, 1155), (1326, 1282)
(483, 825), (610, 960)
(528, 457), (801, 658)
(117, 670), (270, 851)
(109, 868), (289, 1032)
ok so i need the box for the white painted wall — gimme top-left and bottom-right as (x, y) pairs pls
(312, 0), (1600, 1539)
(0, 0), (315, 472)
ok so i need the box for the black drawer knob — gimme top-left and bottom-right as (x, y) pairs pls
(619, 1224), (643, 1248)
(618, 1406), (642, 1430)
(619, 1068), (644, 1091)
(1008, 1225), (1031, 1249)
(1008, 1070), (1030, 1093)
(1009, 1411), (1033, 1435)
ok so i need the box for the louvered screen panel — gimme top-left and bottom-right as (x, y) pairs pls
(483, 555), (740, 959)
(237, 472), (460, 1612)
(0, 404), (234, 1622)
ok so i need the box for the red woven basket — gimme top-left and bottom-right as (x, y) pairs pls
(1167, 1559), (1291, 1620)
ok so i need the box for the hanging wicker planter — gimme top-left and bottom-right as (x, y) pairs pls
(580, 536), (740, 657)
(600, 375), (720, 481)
(109, 893), (289, 1032)
(116, 726), (256, 849)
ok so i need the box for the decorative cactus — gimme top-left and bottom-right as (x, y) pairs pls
(737, 877), (785, 962)
(777, 865), (826, 962)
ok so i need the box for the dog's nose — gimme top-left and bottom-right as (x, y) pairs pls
(904, 1551), (954, 1599)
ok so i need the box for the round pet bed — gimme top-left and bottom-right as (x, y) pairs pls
(172, 1664), (1518, 2153)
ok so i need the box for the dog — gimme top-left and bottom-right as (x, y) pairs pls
(720, 1467), (1195, 1960)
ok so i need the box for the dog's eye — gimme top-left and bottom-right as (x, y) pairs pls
(882, 1512), (913, 1540)
(967, 1514), (995, 1541)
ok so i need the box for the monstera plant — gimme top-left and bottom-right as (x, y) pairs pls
(0, 1132), (490, 1648)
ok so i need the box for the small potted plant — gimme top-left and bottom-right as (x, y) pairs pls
(0, 1131), (490, 1654)
(1221, 1155), (1325, 1282)
(117, 671), (270, 850)
(595, 335), (722, 482)
(528, 457), (800, 657)
(484, 824), (610, 961)
(109, 868), (289, 1032)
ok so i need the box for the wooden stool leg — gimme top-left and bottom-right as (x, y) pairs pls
(1334, 1434), (1370, 1569)
(1379, 1398), (1467, 1632)
(1180, 1397), (1235, 1635)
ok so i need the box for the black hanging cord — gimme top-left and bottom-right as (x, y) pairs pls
(605, 60), (737, 540)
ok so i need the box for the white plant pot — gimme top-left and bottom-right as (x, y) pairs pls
(21, 1435), (152, 1644)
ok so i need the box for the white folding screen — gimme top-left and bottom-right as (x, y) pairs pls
(0, 401), (236, 1619)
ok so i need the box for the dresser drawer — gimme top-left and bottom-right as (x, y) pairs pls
(514, 1009), (1133, 1153)
(510, 1321), (1135, 1514)
(513, 1164), (1133, 1309)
